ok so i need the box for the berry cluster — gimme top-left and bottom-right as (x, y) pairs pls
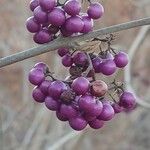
(26, 0), (104, 44)
(28, 56), (136, 131)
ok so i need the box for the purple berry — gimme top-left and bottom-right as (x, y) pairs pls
(65, 16), (84, 33)
(92, 57), (102, 73)
(28, 68), (45, 85)
(26, 16), (41, 33)
(56, 111), (68, 121)
(81, 15), (93, 33)
(87, 2), (104, 19)
(32, 86), (45, 103)
(119, 92), (136, 110)
(64, 0), (81, 16)
(34, 62), (48, 72)
(45, 96), (60, 111)
(57, 47), (69, 57)
(69, 116), (87, 131)
(98, 103), (115, 121)
(62, 54), (73, 67)
(34, 6), (48, 23)
(73, 52), (88, 67)
(30, 0), (39, 11)
(83, 113), (96, 121)
(71, 77), (90, 95)
(89, 119), (104, 129)
(48, 81), (67, 99)
(39, 80), (51, 95)
(48, 25), (59, 34)
(114, 52), (129, 68)
(112, 103), (123, 113)
(79, 95), (96, 112)
(33, 29), (52, 44)
(39, 0), (56, 12)
(60, 25), (73, 37)
(60, 104), (78, 119)
(100, 59), (117, 76)
(48, 7), (66, 27)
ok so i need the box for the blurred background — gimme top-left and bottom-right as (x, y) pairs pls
(0, 0), (150, 150)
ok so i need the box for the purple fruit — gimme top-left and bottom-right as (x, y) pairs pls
(83, 113), (96, 121)
(33, 29), (52, 44)
(48, 25), (59, 34)
(62, 54), (73, 67)
(92, 57), (102, 73)
(60, 25), (73, 37)
(65, 16), (84, 33)
(79, 95), (96, 112)
(30, 0), (39, 11)
(114, 52), (129, 68)
(69, 116), (87, 131)
(34, 62), (48, 72)
(39, 80), (51, 95)
(34, 6), (48, 23)
(60, 104), (78, 119)
(112, 103), (123, 113)
(89, 119), (104, 129)
(81, 15), (93, 33)
(39, 0), (56, 12)
(48, 7), (66, 27)
(28, 68), (45, 85)
(56, 111), (68, 121)
(87, 2), (104, 19)
(119, 92), (136, 110)
(48, 80), (67, 99)
(73, 52), (88, 67)
(32, 86), (45, 103)
(45, 96), (60, 111)
(71, 77), (90, 95)
(98, 103), (115, 121)
(26, 16), (41, 33)
(57, 47), (69, 57)
(64, 0), (81, 16)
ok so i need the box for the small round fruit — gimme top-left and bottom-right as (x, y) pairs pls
(91, 80), (108, 97)
(30, 0), (39, 11)
(98, 103), (115, 121)
(60, 25), (73, 37)
(56, 111), (68, 121)
(39, 0), (56, 12)
(39, 80), (51, 95)
(71, 77), (90, 95)
(64, 0), (81, 16)
(119, 92), (136, 110)
(32, 86), (45, 103)
(89, 119), (104, 129)
(83, 113), (96, 121)
(34, 62), (48, 72)
(114, 52), (129, 68)
(62, 54), (73, 67)
(92, 57), (102, 73)
(26, 16), (41, 33)
(112, 103), (123, 113)
(45, 96), (60, 111)
(57, 48), (69, 57)
(69, 116), (87, 131)
(28, 68), (45, 85)
(48, 25), (59, 34)
(87, 2), (104, 19)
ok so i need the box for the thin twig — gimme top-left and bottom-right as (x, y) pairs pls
(0, 17), (150, 68)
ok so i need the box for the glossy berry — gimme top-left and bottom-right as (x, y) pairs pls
(28, 68), (45, 85)
(58, 48), (69, 57)
(30, 0), (39, 11)
(71, 77), (90, 95)
(87, 2), (104, 19)
(34, 6), (48, 23)
(39, 0), (56, 12)
(34, 62), (48, 72)
(62, 54), (73, 67)
(98, 103), (115, 121)
(79, 95), (96, 112)
(83, 113), (96, 121)
(89, 119), (104, 129)
(112, 103), (123, 113)
(48, 81), (67, 99)
(56, 111), (68, 121)
(26, 16), (41, 33)
(73, 52), (88, 67)
(45, 96), (60, 111)
(33, 29), (52, 44)
(65, 16), (84, 33)
(64, 0), (81, 16)
(119, 92), (136, 109)
(39, 80), (51, 95)
(92, 57), (102, 73)
(81, 15), (93, 33)
(60, 25), (73, 37)
(69, 116), (87, 131)
(114, 52), (129, 68)
(91, 80), (108, 97)
(100, 59), (117, 76)
(32, 86), (45, 103)
(60, 104), (78, 119)
(48, 7), (66, 27)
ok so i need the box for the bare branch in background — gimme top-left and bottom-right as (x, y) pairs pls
(0, 17), (150, 68)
